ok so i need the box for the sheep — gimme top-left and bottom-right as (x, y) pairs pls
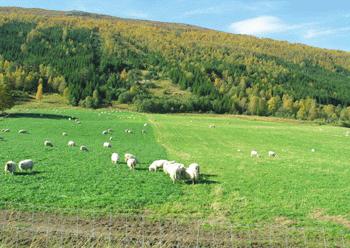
(149, 160), (171, 172)
(2, 129), (10, 133)
(44, 140), (53, 147)
(108, 128), (113, 133)
(124, 153), (136, 162)
(251, 150), (259, 158)
(144, 123), (148, 127)
(109, 137), (113, 141)
(127, 158), (137, 170)
(102, 130), (108, 135)
(68, 141), (76, 147)
(62, 132), (68, 136)
(209, 124), (216, 128)
(163, 162), (185, 183)
(185, 163), (200, 184)
(311, 148), (315, 153)
(18, 129), (27, 134)
(4, 161), (16, 174)
(18, 159), (34, 172)
(125, 129), (133, 134)
(141, 130), (146, 134)
(111, 153), (119, 164)
(80, 146), (88, 152)
(268, 151), (277, 157)
(103, 142), (112, 148)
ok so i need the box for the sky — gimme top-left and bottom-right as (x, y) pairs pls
(0, 0), (349, 51)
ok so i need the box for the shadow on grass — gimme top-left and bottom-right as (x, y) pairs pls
(184, 173), (220, 185)
(2, 113), (73, 120)
(15, 171), (43, 176)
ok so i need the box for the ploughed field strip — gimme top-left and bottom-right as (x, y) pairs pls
(0, 210), (348, 248)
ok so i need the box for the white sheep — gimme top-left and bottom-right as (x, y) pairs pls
(185, 163), (200, 184)
(62, 132), (68, 136)
(18, 129), (27, 134)
(2, 129), (10, 133)
(108, 128), (113, 133)
(251, 150), (259, 158)
(163, 162), (185, 183)
(149, 160), (170, 172)
(44, 140), (53, 147)
(111, 153), (119, 164)
(109, 137), (113, 141)
(268, 151), (277, 157)
(4, 161), (16, 174)
(102, 130), (108, 135)
(144, 123), (148, 127)
(124, 153), (136, 162)
(311, 148), (315, 153)
(127, 158), (137, 170)
(18, 159), (34, 172)
(80, 146), (88, 152)
(141, 130), (146, 134)
(209, 124), (216, 128)
(68, 141), (76, 147)
(103, 142), (112, 148)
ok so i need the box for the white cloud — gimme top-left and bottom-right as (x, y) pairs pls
(229, 16), (298, 35)
(304, 27), (350, 39)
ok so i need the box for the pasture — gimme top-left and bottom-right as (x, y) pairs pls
(1, 104), (350, 235)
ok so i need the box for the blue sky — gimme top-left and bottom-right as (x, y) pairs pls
(0, 0), (350, 51)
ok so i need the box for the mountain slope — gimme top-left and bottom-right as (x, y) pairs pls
(0, 7), (350, 122)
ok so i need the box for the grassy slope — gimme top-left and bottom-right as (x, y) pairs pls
(1, 97), (350, 232)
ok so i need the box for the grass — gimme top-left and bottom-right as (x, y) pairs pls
(1, 97), (350, 235)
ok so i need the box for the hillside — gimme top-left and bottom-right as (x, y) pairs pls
(1, 7), (350, 122)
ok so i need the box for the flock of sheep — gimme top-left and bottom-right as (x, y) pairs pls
(1, 121), (201, 184)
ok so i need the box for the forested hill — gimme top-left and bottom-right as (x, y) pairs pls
(1, 7), (350, 123)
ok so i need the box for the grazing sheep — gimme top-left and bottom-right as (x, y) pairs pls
(2, 129), (10, 132)
(111, 153), (119, 164)
(103, 142), (112, 148)
(141, 130), (146, 134)
(108, 128), (113, 133)
(68, 118), (72, 121)
(149, 160), (170, 172)
(109, 137), (113, 141)
(102, 130), (108, 135)
(68, 141), (76, 147)
(251, 150), (259, 158)
(4, 161), (16, 174)
(237, 149), (241, 152)
(144, 123), (148, 127)
(209, 124), (216, 128)
(62, 132), (68, 136)
(311, 148), (315, 152)
(127, 158), (137, 170)
(80, 146), (88, 152)
(44, 140), (53, 147)
(18, 159), (34, 172)
(163, 162), (185, 183)
(76, 121), (81, 124)
(18, 129), (27, 134)
(185, 163), (200, 184)
(124, 153), (136, 162)
(268, 151), (277, 157)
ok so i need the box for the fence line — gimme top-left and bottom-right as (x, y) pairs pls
(0, 203), (349, 247)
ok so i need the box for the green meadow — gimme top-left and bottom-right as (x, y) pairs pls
(1, 104), (350, 233)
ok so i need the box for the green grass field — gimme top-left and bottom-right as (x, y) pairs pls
(1, 101), (350, 234)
